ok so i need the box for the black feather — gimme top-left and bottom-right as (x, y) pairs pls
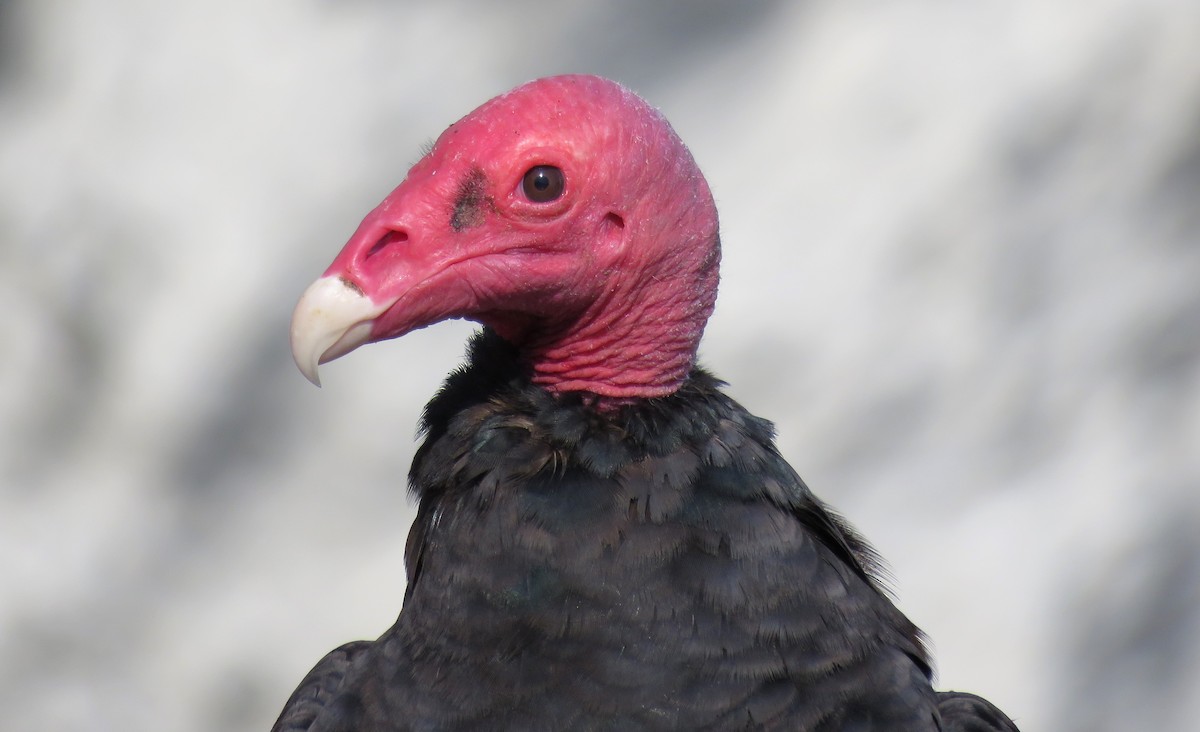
(274, 330), (1017, 731)
(937, 692), (1021, 732)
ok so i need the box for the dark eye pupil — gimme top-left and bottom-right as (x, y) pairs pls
(522, 166), (564, 202)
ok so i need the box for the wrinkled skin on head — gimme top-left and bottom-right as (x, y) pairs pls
(291, 75), (720, 399)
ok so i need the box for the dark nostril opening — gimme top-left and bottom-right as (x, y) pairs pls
(603, 212), (625, 230)
(366, 230), (408, 259)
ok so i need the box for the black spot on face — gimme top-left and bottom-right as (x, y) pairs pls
(451, 167), (491, 231)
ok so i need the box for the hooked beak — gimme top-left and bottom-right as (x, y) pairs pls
(289, 276), (390, 386)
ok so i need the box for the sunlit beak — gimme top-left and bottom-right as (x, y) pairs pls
(289, 276), (390, 386)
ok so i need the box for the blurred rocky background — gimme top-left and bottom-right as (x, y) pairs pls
(2, 1), (1198, 730)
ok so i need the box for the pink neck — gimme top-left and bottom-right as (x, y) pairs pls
(501, 240), (719, 403)
(524, 308), (703, 401)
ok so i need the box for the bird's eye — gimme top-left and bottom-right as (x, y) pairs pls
(521, 166), (565, 203)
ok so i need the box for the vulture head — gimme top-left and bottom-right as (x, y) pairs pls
(291, 75), (720, 400)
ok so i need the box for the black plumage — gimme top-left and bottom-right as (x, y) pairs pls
(274, 331), (1018, 731)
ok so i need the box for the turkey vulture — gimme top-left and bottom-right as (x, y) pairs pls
(279, 75), (1019, 731)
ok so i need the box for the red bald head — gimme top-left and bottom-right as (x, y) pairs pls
(291, 75), (720, 400)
